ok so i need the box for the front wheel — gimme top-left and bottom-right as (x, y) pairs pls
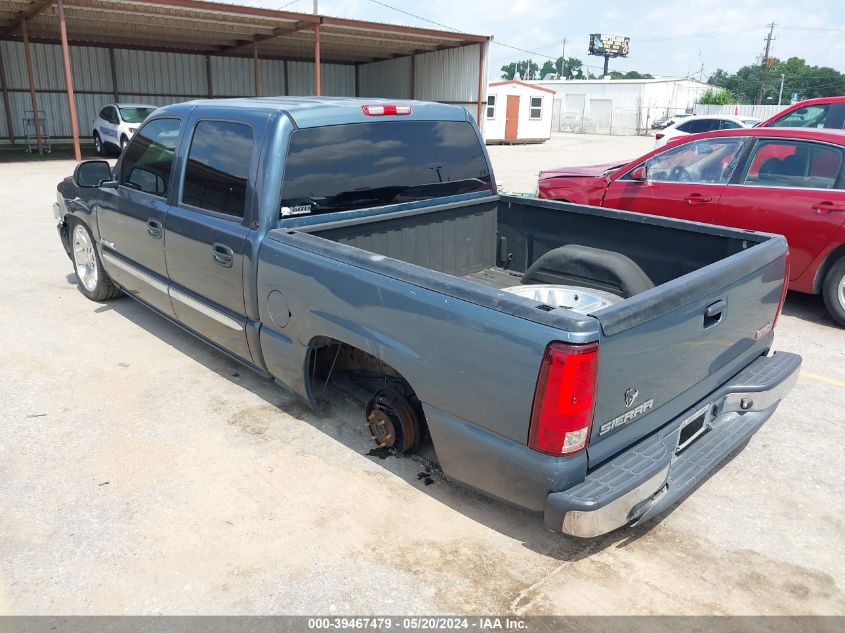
(93, 132), (103, 155)
(70, 220), (121, 301)
(120, 135), (129, 153)
(822, 256), (845, 327)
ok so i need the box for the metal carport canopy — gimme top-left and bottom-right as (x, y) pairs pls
(0, 0), (490, 159)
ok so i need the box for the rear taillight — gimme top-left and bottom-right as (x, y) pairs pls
(773, 252), (790, 328)
(655, 133), (664, 140)
(528, 341), (599, 456)
(362, 104), (412, 116)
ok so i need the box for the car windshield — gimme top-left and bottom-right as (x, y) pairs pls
(119, 107), (156, 123)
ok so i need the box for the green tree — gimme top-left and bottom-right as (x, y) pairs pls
(698, 88), (734, 105)
(708, 57), (845, 103)
(608, 70), (655, 80)
(500, 59), (540, 80)
(539, 56), (588, 79)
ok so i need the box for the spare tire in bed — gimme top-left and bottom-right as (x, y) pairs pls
(521, 244), (654, 298)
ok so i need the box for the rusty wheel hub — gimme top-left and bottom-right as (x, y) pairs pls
(365, 389), (420, 453)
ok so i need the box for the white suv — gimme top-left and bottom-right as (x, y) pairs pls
(92, 103), (157, 155)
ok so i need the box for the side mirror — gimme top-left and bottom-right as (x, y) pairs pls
(73, 160), (115, 188)
(630, 165), (648, 182)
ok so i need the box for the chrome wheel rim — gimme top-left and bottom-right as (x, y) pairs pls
(95, 136), (101, 153)
(72, 224), (98, 292)
(838, 274), (845, 310)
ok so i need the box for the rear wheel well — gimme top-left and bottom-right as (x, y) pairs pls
(815, 244), (845, 294)
(307, 337), (432, 455)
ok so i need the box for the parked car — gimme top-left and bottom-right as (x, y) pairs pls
(651, 112), (691, 129)
(655, 115), (760, 148)
(92, 103), (157, 155)
(761, 96), (845, 129)
(55, 98), (799, 537)
(538, 126), (845, 326)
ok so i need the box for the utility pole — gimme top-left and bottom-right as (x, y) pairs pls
(778, 73), (785, 105)
(559, 38), (567, 78)
(756, 22), (775, 105)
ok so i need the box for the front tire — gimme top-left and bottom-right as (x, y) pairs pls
(93, 132), (103, 155)
(70, 220), (121, 302)
(120, 135), (129, 153)
(822, 256), (845, 327)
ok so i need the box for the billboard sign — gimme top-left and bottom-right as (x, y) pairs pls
(589, 34), (630, 57)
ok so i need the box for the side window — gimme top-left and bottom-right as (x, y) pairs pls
(99, 107), (111, 121)
(741, 140), (843, 189)
(625, 138), (744, 184)
(720, 119), (741, 129)
(676, 121), (694, 133)
(486, 95), (496, 119)
(119, 118), (180, 197)
(529, 97), (543, 120)
(768, 104), (829, 128)
(182, 120), (253, 218)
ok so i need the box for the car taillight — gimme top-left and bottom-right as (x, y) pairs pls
(655, 133), (664, 140)
(528, 341), (599, 456)
(773, 252), (790, 328)
(362, 104), (412, 116)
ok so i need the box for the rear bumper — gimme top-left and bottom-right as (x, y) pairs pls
(544, 351), (801, 537)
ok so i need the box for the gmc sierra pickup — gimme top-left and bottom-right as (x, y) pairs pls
(54, 97), (800, 537)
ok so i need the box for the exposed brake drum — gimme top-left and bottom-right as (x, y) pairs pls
(365, 389), (421, 453)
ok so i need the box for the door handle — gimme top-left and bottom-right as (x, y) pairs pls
(811, 201), (845, 215)
(212, 242), (234, 267)
(684, 194), (713, 206)
(147, 218), (163, 238)
(704, 299), (727, 328)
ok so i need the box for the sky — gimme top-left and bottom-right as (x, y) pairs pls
(243, 0), (845, 80)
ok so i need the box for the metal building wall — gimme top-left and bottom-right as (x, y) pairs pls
(358, 57), (412, 99)
(357, 43), (484, 123)
(0, 40), (355, 141)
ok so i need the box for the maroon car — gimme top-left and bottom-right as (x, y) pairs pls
(537, 127), (845, 326)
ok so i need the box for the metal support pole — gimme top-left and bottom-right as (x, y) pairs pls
(205, 55), (213, 97)
(354, 62), (360, 97)
(409, 53), (415, 99)
(21, 19), (43, 154)
(108, 47), (118, 101)
(0, 42), (16, 144)
(57, 0), (81, 161)
(475, 42), (486, 125)
(253, 42), (260, 96)
(283, 59), (289, 95)
(313, 23), (321, 96)
(778, 73), (785, 106)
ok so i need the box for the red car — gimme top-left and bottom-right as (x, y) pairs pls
(537, 127), (845, 326)
(760, 96), (845, 129)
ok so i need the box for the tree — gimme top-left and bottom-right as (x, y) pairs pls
(608, 70), (655, 80)
(708, 57), (845, 103)
(698, 88), (734, 105)
(500, 59), (540, 80)
(539, 56), (588, 79)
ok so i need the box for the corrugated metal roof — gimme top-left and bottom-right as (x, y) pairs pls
(0, 0), (489, 64)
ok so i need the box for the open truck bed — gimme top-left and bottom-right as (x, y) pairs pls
(260, 192), (796, 535)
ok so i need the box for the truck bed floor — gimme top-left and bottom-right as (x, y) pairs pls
(462, 267), (523, 290)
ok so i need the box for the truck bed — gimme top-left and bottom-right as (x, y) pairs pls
(271, 193), (787, 469)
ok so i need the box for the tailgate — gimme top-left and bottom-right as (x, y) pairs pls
(586, 235), (788, 466)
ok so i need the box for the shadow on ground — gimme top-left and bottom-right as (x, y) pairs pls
(0, 144), (100, 162)
(781, 290), (838, 327)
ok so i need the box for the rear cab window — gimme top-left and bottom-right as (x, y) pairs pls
(280, 120), (492, 217)
(181, 120), (254, 218)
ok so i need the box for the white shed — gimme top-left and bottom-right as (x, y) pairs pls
(484, 80), (554, 144)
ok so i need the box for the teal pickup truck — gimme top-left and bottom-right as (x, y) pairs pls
(54, 97), (800, 537)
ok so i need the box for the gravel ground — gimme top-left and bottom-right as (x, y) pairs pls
(0, 133), (843, 616)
